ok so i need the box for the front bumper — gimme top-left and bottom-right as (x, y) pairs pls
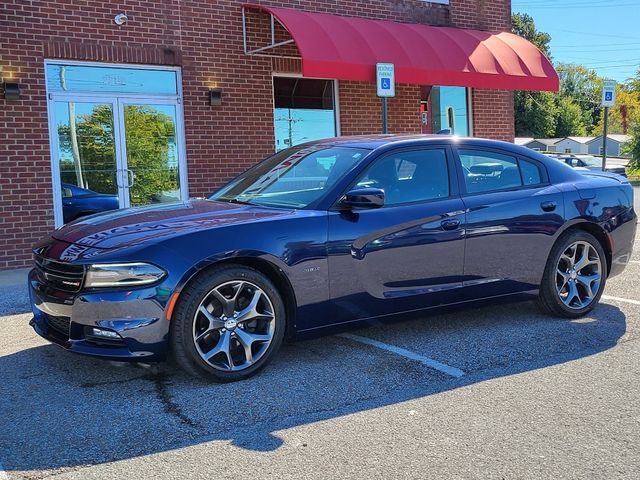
(29, 269), (171, 361)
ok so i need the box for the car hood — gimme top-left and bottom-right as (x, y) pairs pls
(51, 200), (293, 249)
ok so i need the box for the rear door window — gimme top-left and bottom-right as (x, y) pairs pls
(457, 149), (543, 194)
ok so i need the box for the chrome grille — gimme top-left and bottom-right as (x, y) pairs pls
(33, 254), (85, 292)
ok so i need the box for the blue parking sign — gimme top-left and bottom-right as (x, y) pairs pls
(376, 63), (395, 97)
(602, 80), (616, 107)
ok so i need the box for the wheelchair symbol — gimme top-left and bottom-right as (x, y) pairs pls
(381, 78), (391, 90)
(605, 92), (613, 101)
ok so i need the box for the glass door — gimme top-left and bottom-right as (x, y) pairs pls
(51, 99), (125, 224)
(118, 100), (183, 207)
(46, 63), (187, 227)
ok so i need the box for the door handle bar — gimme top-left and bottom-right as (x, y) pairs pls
(441, 219), (461, 231)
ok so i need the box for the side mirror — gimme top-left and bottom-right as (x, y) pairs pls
(340, 187), (385, 209)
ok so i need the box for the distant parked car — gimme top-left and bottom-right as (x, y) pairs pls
(61, 183), (119, 223)
(553, 154), (627, 178)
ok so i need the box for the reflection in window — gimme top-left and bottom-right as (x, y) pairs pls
(429, 86), (469, 136)
(356, 149), (450, 205)
(123, 104), (181, 206)
(211, 146), (367, 208)
(46, 64), (178, 95)
(273, 77), (337, 151)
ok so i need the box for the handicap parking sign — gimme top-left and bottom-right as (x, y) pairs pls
(602, 80), (616, 107)
(376, 63), (395, 97)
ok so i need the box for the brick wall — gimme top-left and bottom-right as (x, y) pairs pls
(471, 89), (515, 141)
(0, 0), (513, 269)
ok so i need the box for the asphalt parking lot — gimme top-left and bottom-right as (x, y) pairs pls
(1, 191), (639, 479)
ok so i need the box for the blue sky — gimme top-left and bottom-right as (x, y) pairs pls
(512, 0), (640, 82)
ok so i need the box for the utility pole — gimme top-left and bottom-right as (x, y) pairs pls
(60, 66), (86, 188)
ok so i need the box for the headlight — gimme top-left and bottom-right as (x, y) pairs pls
(84, 262), (166, 288)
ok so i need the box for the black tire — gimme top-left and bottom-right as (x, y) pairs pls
(537, 229), (607, 318)
(170, 265), (286, 382)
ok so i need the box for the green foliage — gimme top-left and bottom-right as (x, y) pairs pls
(627, 121), (640, 170)
(515, 91), (557, 137)
(556, 64), (602, 131)
(123, 105), (180, 206)
(511, 14), (623, 139)
(58, 104), (179, 205)
(555, 96), (588, 137)
(628, 68), (640, 94)
(512, 13), (552, 58)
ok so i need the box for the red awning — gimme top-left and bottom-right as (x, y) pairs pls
(243, 5), (559, 92)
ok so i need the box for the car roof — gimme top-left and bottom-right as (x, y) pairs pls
(303, 134), (527, 152)
(302, 134), (583, 183)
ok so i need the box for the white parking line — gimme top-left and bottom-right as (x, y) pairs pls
(338, 333), (465, 378)
(602, 295), (640, 306)
(629, 260), (640, 265)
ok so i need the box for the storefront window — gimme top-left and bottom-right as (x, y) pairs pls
(273, 77), (337, 151)
(421, 86), (470, 136)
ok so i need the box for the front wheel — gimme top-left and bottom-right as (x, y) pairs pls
(538, 230), (607, 318)
(170, 266), (286, 382)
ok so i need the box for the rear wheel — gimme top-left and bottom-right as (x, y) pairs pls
(538, 230), (607, 318)
(170, 266), (286, 382)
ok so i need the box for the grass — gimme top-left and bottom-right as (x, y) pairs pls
(626, 166), (640, 185)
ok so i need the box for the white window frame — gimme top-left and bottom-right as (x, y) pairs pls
(44, 60), (189, 228)
(271, 73), (341, 150)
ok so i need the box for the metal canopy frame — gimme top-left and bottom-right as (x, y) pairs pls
(242, 6), (300, 60)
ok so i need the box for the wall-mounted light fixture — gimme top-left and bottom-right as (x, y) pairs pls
(114, 13), (129, 25)
(3, 81), (20, 100)
(209, 88), (223, 106)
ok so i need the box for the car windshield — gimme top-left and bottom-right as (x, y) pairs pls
(209, 145), (369, 208)
(576, 156), (601, 167)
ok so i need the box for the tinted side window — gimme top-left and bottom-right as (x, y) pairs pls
(520, 159), (542, 185)
(356, 149), (449, 206)
(459, 149), (522, 194)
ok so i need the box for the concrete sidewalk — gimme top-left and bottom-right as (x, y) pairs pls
(0, 268), (30, 288)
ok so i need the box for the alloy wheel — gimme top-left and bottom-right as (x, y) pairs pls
(192, 280), (275, 371)
(555, 240), (602, 310)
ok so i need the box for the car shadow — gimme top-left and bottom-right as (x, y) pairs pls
(0, 301), (627, 474)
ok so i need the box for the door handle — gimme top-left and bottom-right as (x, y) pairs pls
(126, 169), (135, 188)
(113, 169), (124, 189)
(540, 201), (557, 212)
(441, 219), (461, 231)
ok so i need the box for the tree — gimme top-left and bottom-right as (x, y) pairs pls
(515, 91), (557, 137)
(555, 96), (587, 137)
(556, 64), (602, 132)
(58, 104), (179, 205)
(592, 87), (640, 135)
(512, 13), (556, 137)
(628, 67), (640, 94)
(627, 121), (640, 170)
(512, 13), (551, 58)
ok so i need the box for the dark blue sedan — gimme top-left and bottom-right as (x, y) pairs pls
(29, 136), (637, 382)
(61, 183), (119, 223)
